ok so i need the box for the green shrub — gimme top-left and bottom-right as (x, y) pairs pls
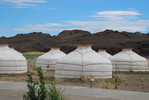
(23, 73), (38, 100)
(23, 67), (66, 100)
(46, 82), (66, 100)
(23, 67), (46, 100)
(112, 74), (127, 89)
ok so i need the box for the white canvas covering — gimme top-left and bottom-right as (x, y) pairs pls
(109, 48), (148, 72)
(98, 49), (112, 59)
(10, 48), (22, 56)
(55, 45), (112, 78)
(36, 48), (66, 70)
(0, 44), (27, 74)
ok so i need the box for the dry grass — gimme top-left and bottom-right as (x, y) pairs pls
(23, 51), (45, 55)
(99, 79), (114, 89)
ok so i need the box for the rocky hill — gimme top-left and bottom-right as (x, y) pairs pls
(0, 32), (62, 52)
(57, 30), (91, 39)
(0, 30), (149, 57)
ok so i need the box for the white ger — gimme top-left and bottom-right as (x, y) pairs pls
(109, 48), (148, 72)
(98, 49), (112, 59)
(36, 47), (66, 70)
(10, 47), (22, 56)
(0, 44), (27, 74)
(55, 44), (112, 78)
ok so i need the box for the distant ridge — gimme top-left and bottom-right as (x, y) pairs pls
(0, 30), (149, 56)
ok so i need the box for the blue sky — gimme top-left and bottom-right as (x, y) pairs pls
(0, 0), (149, 37)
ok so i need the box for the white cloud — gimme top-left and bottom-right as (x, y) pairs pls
(13, 20), (149, 34)
(0, 0), (47, 7)
(66, 20), (149, 32)
(96, 11), (141, 16)
(13, 23), (70, 32)
(12, 10), (149, 34)
(91, 11), (141, 21)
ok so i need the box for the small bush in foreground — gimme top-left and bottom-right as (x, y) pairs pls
(23, 67), (66, 100)
(23, 67), (46, 100)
